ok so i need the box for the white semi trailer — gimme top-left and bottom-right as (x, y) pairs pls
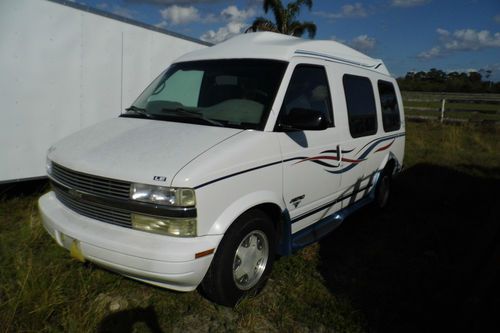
(0, 0), (209, 183)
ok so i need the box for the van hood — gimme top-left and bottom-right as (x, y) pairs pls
(48, 118), (242, 186)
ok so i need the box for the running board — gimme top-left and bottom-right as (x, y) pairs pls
(290, 195), (374, 251)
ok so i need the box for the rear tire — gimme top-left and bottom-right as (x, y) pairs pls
(201, 209), (275, 307)
(375, 169), (392, 209)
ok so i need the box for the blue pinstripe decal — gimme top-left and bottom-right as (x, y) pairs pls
(193, 133), (405, 189)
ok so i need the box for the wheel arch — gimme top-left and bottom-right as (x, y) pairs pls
(369, 153), (400, 199)
(377, 152), (401, 179)
(207, 191), (285, 236)
(201, 201), (280, 306)
(384, 157), (396, 175)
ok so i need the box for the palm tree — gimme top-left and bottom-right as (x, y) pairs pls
(246, 0), (317, 39)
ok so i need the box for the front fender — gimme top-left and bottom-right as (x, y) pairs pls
(207, 190), (285, 235)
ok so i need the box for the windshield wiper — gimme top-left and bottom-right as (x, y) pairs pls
(122, 106), (154, 119)
(161, 107), (223, 127)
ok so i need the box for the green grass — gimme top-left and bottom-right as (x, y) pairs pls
(404, 122), (500, 174)
(0, 197), (363, 332)
(1, 122), (499, 332)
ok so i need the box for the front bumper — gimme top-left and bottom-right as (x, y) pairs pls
(39, 192), (222, 291)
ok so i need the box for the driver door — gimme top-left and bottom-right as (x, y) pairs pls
(277, 64), (344, 234)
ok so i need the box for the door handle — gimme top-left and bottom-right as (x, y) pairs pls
(336, 144), (342, 167)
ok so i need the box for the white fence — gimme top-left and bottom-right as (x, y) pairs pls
(405, 97), (500, 123)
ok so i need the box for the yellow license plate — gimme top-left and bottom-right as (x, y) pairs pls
(70, 240), (86, 262)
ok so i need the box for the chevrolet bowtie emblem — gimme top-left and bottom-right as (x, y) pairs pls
(68, 188), (82, 199)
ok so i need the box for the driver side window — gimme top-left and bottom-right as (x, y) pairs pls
(280, 65), (334, 127)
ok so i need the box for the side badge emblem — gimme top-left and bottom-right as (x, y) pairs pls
(153, 176), (167, 182)
(290, 195), (305, 208)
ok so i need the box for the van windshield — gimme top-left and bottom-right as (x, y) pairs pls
(124, 59), (288, 130)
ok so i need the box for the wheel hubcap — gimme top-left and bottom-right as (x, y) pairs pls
(232, 230), (269, 290)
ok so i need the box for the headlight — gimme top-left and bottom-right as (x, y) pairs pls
(130, 183), (196, 206)
(46, 158), (53, 176)
(132, 214), (196, 237)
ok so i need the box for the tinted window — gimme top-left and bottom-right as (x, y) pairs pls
(343, 75), (377, 138)
(378, 80), (401, 132)
(148, 70), (203, 107)
(280, 65), (334, 127)
(129, 60), (287, 130)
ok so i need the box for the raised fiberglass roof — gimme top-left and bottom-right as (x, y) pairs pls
(176, 32), (389, 76)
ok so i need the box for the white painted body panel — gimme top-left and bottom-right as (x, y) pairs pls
(48, 118), (241, 186)
(40, 192), (221, 291)
(0, 0), (207, 182)
(171, 130), (284, 236)
(39, 32), (405, 292)
(179, 32), (389, 75)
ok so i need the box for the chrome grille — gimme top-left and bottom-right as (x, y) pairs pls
(51, 163), (131, 199)
(54, 186), (132, 228)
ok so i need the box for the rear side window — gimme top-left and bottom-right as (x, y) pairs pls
(343, 75), (377, 138)
(378, 81), (401, 132)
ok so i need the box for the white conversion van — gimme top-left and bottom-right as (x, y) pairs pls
(39, 32), (405, 306)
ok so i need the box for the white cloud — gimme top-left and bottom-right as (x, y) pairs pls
(96, 2), (135, 19)
(419, 28), (500, 59)
(330, 36), (346, 44)
(331, 34), (377, 53)
(159, 5), (200, 25)
(126, 0), (225, 4)
(221, 5), (256, 22)
(391, 0), (431, 7)
(198, 4), (257, 44)
(446, 68), (478, 74)
(156, 4), (256, 28)
(418, 46), (442, 59)
(350, 35), (376, 52)
(436, 27), (449, 37)
(201, 13), (219, 24)
(200, 21), (247, 44)
(314, 3), (368, 20)
(439, 28), (500, 51)
(340, 3), (368, 17)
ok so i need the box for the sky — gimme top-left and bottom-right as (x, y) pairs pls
(74, 0), (500, 80)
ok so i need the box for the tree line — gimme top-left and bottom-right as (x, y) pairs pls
(397, 69), (500, 93)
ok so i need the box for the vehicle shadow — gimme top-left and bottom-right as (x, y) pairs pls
(97, 305), (164, 333)
(0, 178), (48, 200)
(318, 163), (500, 332)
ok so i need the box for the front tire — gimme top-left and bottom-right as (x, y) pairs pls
(201, 209), (275, 306)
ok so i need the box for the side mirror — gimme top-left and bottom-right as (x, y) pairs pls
(279, 108), (328, 131)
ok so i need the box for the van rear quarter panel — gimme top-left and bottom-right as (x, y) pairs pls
(323, 61), (405, 201)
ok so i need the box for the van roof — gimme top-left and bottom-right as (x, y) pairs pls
(176, 32), (390, 76)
